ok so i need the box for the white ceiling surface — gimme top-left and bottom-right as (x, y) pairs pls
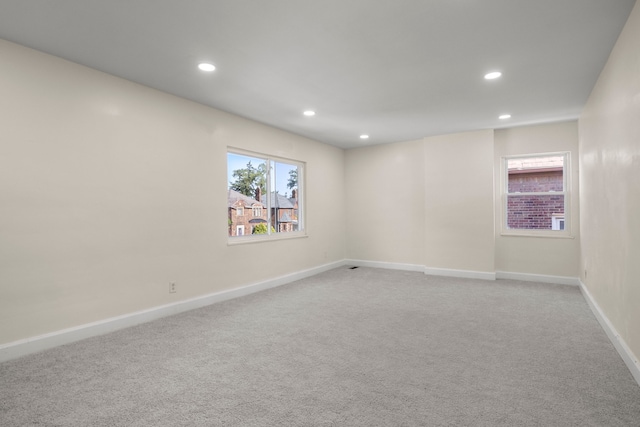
(0, 1), (635, 149)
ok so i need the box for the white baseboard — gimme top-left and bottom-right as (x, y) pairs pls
(346, 261), (580, 285)
(496, 271), (580, 286)
(345, 259), (425, 272)
(0, 260), (345, 363)
(424, 266), (496, 281)
(579, 280), (640, 387)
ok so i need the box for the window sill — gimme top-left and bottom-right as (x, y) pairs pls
(227, 232), (308, 246)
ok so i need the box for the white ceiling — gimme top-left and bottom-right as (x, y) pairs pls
(0, 0), (635, 149)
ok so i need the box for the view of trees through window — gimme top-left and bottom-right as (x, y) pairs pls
(505, 154), (567, 231)
(227, 151), (302, 238)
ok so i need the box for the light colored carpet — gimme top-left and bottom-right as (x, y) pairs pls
(1, 267), (639, 426)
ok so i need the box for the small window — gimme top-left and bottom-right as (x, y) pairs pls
(227, 150), (304, 241)
(503, 153), (569, 235)
(236, 207), (244, 216)
(552, 214), (565, 231)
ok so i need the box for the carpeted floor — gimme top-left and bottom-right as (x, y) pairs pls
(1, 267), (640, 426)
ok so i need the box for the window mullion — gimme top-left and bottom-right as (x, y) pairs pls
(266, 159), (273, 235)
(507, 191), (566, 196)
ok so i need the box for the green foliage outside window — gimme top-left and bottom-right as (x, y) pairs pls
(252, 223), (275, 234)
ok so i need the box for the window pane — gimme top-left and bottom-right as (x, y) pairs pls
(507, 194), (565, 230)
(270, 161), (300, 233)
(507, 156), (564, 193)
(227, 152), (304, 239)
(227, 153), (268, 237)
(504, 153), (568, 233)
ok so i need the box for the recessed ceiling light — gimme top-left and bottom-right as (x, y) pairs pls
(360, 135), (369, 139)
(198, 63), (216, 72)
(484, 71), (502, 80)
(499, 114), (511, 120)
(303, 110), (316, 117)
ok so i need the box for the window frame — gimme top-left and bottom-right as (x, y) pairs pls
(227, 148), (306, 244)
(501, 151), (572, 238)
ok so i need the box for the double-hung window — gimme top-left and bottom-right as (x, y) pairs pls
(227, 149), (304, 241)
(503, 152), (570, 236)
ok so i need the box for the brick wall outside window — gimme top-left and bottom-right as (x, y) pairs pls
(507, 170), (564, 230)
(507, 194), (564, 229)
(508, 170), (563, 193)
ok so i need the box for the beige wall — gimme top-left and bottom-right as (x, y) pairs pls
(494, 122), (580, 277)
(423, 130), (495, 273)
(345, 139), (425, 265)
(345, 126), (580, 277)
(579, 1), (640, 363)
(345, 129), (495, 275)
(0, 40), (346, 345)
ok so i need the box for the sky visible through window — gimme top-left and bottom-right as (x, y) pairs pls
(227, 153), (297, 196)
(507, 156), (564, 172)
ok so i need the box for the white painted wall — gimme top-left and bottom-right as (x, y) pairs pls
(579, 1), (640, 365)
(345, 130), (496, 276)
(345, 139), (425, 266)
(494, 122), (580, 277)
(0, 40), (345, 345)
(423, 130), (495, 274)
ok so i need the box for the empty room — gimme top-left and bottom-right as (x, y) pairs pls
(1, 1), (639, 425)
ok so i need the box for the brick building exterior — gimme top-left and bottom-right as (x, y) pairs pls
(227, 189), (268, 236)
(261, 189), (299, 233)
(507, 164), (564, 230)
(228, 188), (299, 236)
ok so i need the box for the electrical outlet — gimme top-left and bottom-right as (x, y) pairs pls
(169, 282), (177, 293)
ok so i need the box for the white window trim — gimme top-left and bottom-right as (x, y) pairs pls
(500, 151), (572, 238)
(227, 147), (306, 245)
